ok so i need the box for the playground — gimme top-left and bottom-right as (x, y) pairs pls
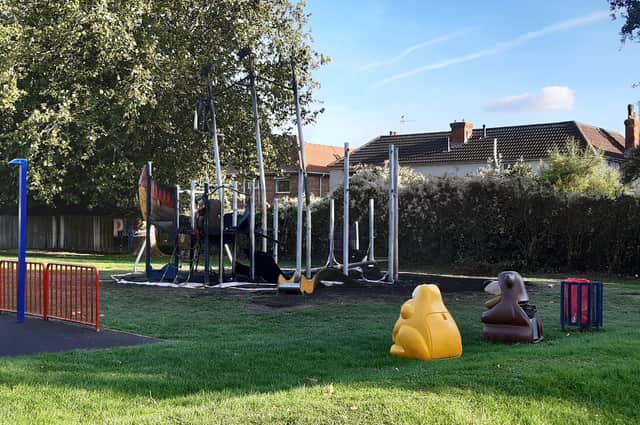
(0, 25), (637, 425)
(0, 253), (638, 424)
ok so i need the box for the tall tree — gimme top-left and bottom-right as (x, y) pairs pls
(0, 0), (327, 211)
(609, 0), (640, 41)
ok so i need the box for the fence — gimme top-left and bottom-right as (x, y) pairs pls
(0, 215), (136, 253)
(0, 261), (100, 331)
(0, 260), (46, 317)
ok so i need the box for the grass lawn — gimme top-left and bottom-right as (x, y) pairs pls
(0, 252), (639, 424)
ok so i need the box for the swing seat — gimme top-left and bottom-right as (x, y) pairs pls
(277, 273), (316, 295)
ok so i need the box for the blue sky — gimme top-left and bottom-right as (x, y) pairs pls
(302, 0), (640, 147)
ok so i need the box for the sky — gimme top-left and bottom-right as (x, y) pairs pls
(302, 0), (640, 147)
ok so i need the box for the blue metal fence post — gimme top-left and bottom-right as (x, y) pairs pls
(8, 158), (28, 323)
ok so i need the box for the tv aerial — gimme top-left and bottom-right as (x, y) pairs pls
(400, 115), (415, 126)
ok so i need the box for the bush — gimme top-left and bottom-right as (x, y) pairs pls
(274, 165), (640, 275)
(539, 140), (625, 199)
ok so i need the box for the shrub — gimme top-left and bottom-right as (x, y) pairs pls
(274, 165), (640, 275)
(538, 140), (625, 199)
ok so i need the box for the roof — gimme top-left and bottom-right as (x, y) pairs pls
(330, 121), (626, 168)
(304, 142), (344, 173)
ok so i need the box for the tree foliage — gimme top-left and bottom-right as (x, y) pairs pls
(538, 140), (625, 199)
(609, 0), (640, 41)
(621, 147), (640, 183)
(0, 1), (327, 211)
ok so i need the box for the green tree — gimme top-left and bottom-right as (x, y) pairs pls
(609, 0), (640, 41)
(538, 140), (625, 198)
(0, 1), (327, 210)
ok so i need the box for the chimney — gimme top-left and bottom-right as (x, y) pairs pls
(450, 120), (473, 144)
(625, 104), (640, 150)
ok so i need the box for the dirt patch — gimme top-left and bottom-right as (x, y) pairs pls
(191, 272), (488, 313)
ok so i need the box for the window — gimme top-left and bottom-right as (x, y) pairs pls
(275, 178), (291, 194)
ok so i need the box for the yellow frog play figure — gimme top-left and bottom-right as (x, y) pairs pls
(390, 284), (462, 361)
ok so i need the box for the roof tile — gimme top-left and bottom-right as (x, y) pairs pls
(332, 121), (625, 167)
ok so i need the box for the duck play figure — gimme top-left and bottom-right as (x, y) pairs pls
(390, 284), (462, 361)
(481, 271), (544, 344)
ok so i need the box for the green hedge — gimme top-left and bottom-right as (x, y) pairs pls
(273, 172), (640, 275)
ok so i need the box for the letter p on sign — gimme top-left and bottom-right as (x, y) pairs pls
(113, 218), (124, 237)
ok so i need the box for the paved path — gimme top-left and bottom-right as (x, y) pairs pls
(0, 314), (159, 357)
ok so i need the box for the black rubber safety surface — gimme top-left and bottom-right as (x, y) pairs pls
(0, 314), (159, 358)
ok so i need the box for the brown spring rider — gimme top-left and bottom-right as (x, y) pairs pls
(481, 271), (544, 344)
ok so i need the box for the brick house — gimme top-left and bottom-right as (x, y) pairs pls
(328, 105), (638, 191)
(264, 138), (343, 203)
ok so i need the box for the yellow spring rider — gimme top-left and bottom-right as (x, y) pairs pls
(390, 284), (462, 361)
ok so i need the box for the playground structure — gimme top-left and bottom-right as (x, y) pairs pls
(1, 158), (101, 331)
(114, 48), (400, 294)
(119, 139), (399, 294)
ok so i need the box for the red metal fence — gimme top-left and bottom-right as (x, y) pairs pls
(0, 261), (46, 317)
(0, 261), (100, 331)
(46, 263), (100, 331)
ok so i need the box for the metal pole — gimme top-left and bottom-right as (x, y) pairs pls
(387, 146), (395, 283)
(8, 158), (27, 323)
(248, 66), (267, 252)
(218, 184), (224, 284)
(207, 80), (223, 189)
(295, 170), (303, 280)
(306, 204), (312, 278)
(325, 198), (336, 267)
(354, 221), (360, 252)
(190, 181), (196, 231)
(203, 182), (210, 285)
(145, 162), (152, 277)
(232, 180), (238, 278)
(175, 184), (180, 268)
(176, 185), (180, 232)
(133, 239), (146, 273)
(232, 180), (238, 227)
(292, 66), (310, 207)
(343, 143), (350, 276)
(273, 198), (279, 264)
(394, 147), (400, 282)
(369, 198), (375, 262)
(249, 182), (256, 281)
(293, 64), (312, 280)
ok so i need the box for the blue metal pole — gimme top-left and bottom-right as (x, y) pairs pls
(8, 158), (27, 324)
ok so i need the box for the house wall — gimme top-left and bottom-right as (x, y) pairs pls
(265, 173), (330, 202)
(328, 160), (544, 192)
(413, 160), (543, 177)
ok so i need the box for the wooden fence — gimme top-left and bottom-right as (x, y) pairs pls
(0, 215), (135, 253)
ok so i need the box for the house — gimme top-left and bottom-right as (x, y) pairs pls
(264, 138), (343, 202)
(328, 105), (638, 192)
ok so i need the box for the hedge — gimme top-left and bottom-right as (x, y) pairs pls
(272, 170), (640, 275)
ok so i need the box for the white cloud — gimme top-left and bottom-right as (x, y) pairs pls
(484, 86), (576, 112)
(373, 10), (609, 87)
(359, 28), (474, 71)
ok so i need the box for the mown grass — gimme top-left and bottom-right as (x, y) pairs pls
(0, 252), (639, 424)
